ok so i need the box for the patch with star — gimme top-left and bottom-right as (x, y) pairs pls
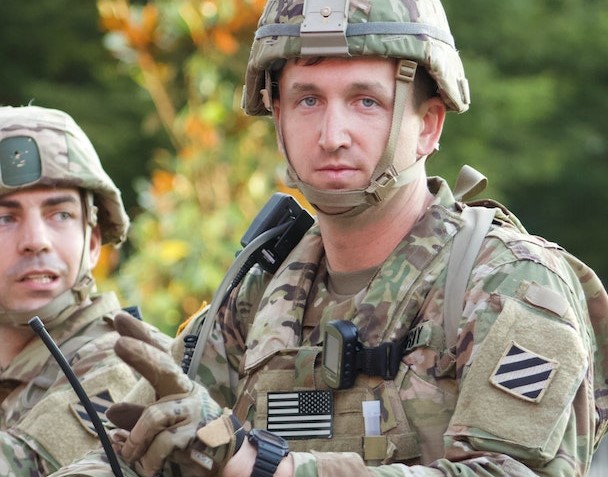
(490, 342), (559, 403)
(69, 389), (114, 436)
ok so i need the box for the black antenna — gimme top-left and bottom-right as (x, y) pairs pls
(28, 316), (124, 477)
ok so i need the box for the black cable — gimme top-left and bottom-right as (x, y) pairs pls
(28, 316), (124, 477)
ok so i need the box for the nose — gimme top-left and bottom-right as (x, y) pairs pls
(318, 103), (351, 152)
(18, 215), (52, 255)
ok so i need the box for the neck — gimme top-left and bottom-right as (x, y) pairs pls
(0, 324), (35, 369)
(318, 178), (433, 273)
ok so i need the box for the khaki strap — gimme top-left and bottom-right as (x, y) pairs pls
(453, 164), (488, 202)
(443, 206), (496, 349)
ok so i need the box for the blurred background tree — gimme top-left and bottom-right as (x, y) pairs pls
(437, 0), (608, 279)
(0, 0), (171, 286)
(0, 0), (170, 215)
(95, 0), (282, 333)
(1, 0), (607, 335)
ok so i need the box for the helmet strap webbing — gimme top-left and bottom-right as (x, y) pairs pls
(284, 59), (421, 217)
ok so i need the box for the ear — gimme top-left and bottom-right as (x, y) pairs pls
(272, 98), (287, 156)
(88, 225), (102, 268)
(416, 97), (446, 157)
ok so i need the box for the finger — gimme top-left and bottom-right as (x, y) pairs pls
(138, 424), (194, 476)
(109, 428), (129, 454)
(106, 402), (145, 431)
(114, 312), (167, 351)
(120, 399), (188, 463)
(114, 336), (192, 397)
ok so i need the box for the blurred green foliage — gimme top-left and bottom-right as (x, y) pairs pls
(435, 0), (608, 279)
(95, 0), (280, 333)
(0, 0), (170, 217)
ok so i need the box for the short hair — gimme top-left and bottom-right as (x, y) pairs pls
(413, 66), (439, 109)
(271, 58), (439, 110)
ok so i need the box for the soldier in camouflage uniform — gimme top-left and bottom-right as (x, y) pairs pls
(0, 105), (169, 476)
(51, 0), (608, 476)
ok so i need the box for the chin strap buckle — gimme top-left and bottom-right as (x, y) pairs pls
(365, 166), (398, 204)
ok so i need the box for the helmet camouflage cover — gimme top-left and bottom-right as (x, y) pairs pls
(243, 0), (470, 115)
(0, 105), (129, 245)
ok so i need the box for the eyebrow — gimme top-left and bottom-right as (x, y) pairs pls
(0, 194), (80, 209)
(288, 80), (390, 96)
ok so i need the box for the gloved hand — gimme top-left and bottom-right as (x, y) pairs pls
(106, 313), (230, 477)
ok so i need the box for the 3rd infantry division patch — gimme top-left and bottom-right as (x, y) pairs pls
(69, 389), (114, 436)
(490, 342), (559, 403)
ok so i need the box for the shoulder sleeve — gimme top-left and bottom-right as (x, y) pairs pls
(1, 429), (57, 476)
(448, 233), (595, 474)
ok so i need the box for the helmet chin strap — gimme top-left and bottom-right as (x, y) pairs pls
(281, 60), (422, 218)
(0, 192), (98, 329)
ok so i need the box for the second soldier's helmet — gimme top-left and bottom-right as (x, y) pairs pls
(0, 105), (129, 245)
(243, 0), (470, 116)
(0, 105), (130, 328)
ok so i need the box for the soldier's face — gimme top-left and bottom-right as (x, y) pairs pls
(0, 187), (101, 313)
(272, 56), (422, 192)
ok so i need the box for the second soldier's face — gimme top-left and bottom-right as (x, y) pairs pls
(0, 187), (100, 313)
(273, 56), (419, 191)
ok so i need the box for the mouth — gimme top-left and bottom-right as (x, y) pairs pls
(319, 162), (355, 171)
(18, 272), (59, 284)
(315, 164), (361, 187)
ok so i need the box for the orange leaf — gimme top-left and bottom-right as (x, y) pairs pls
(212, 29), (239, 55)
(152, 170), (175, 195)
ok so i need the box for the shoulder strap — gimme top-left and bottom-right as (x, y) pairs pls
(443, 206), (496, 349)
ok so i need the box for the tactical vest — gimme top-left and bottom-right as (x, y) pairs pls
(228, 212), (608, 464)
(231, 214), (462, 465)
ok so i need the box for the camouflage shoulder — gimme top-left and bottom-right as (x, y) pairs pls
(14, 360), (139, 468)
(0, 429), (57, 477)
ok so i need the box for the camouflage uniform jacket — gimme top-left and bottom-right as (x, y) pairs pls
(190, 176), (607, 477)
(45, 177), (607, 477)
(0, 292), (155, 476)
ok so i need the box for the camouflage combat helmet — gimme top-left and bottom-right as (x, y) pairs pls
(0, 105), (130, 328)
(243, 0), (469, 217)
(0, 105), (129, 245)
(243, 0), (469, 115)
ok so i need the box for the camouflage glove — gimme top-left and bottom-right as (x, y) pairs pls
(106, 313), (230, 477)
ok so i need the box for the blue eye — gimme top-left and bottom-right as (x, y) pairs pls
(0, 214), (14, 225)
(361, 98), (377, 107)
(53, 211), (75, 222)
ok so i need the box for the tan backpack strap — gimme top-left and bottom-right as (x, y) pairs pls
(453, 165), (488, 202)
(443, 206), (496, 349)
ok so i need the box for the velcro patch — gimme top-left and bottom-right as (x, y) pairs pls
(69, 389), (114, 436)
(267, 390), (333, 439)
(490, 342), (559, 403)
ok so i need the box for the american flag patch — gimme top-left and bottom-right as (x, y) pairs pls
(490, 342), (559, 403)
(69, 389), (114, 436)
(267, 391), (333, 439)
